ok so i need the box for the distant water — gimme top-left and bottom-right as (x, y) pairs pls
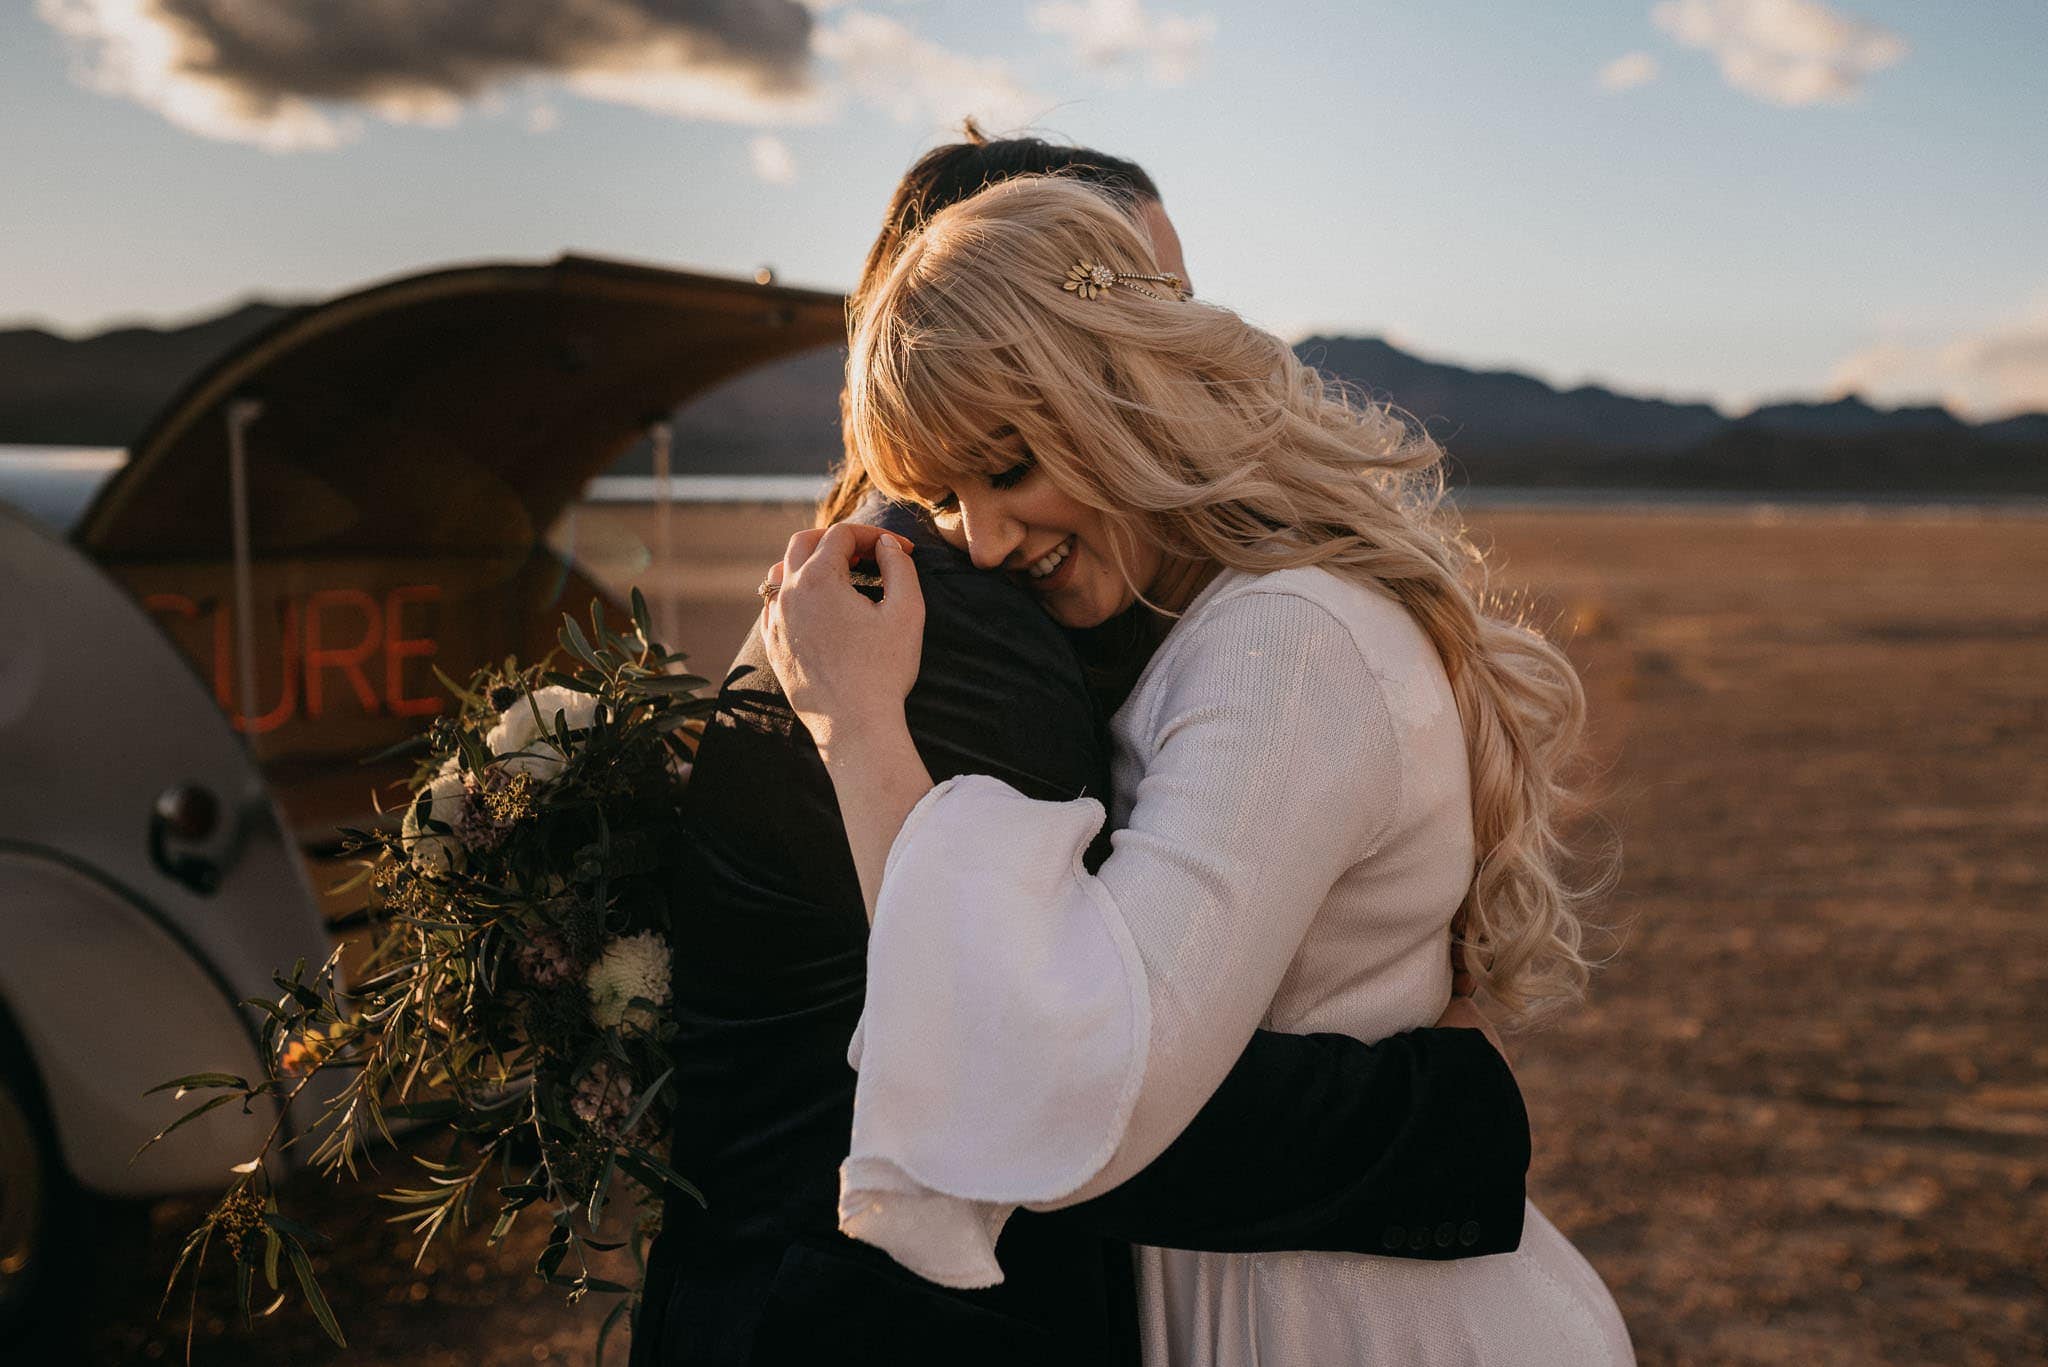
(0, 452), (835, 534)
(583, 474), (833, 504)
(1446, 485), (2048, 518)
(3, 447), (2043, 537)
(591, 476), (2048, 519)
(0, 446), (126, 532)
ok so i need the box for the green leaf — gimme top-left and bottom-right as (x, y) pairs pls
(457, 725), (493, 777)
(431, 662), (484, 707)
(261, 1211), (333, 1251)
(356, 731), (431, 766)
(144, 1071), (248, 1096)
(535, 1224), (571, 1282)
(132, 1092), (237, 1161)
(631, 674), (709, 696)
(596, 1297), (632, 1367)
(616, 1150), (705, 1208)
(559, 616), (604, 672)
(619, 1067), (671, 1138)
(160, 1222), (210, 1320)
(595, 617), (639, 661)
(235, 1259), (254, 1326)
(286, 1239), (348, 1348)
(649, 697), (721, 725)
(323, 860), (378, 897)
(262, 1225), (282, 1292)
(630, 587), (651, 643)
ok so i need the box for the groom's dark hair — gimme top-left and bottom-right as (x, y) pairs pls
(817, 121), (1161, 526)
(850, 119), (1161, 320)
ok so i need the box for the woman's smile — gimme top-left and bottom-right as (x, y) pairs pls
(936, 481), (1156, 627)
(1021, 534), (1078, 590)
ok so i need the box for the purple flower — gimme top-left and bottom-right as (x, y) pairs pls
(570, 1061), (634, 1134)
(514, 929), (579, 988)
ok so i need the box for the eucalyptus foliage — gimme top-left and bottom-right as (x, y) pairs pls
(144, 589), (713, 1361)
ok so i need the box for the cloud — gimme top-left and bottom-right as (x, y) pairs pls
(748, 132), (797, 183)
(1598, 51), (1661, 92)
(1652, 0), (1906, 106)
(37, 1), (1052, 149)
(565, 59), (834, 125)
(560, 9), (1041, 129)
(36, 0), (819, 149)
(1830, 302), (2048, 420)
(815, 11), (1050, 130)
(1030, 0), (1216, 87)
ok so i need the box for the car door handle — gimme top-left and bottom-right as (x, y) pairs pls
(149, 782), (227, 895)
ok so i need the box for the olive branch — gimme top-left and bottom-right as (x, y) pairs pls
(141, 588), (715, 1364)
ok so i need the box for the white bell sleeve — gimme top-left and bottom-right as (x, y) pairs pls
(840, 587), (1404, 1287)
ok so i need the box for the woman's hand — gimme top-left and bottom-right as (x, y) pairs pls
(761, 522), (934, 920)
(761, 521), (924, 759)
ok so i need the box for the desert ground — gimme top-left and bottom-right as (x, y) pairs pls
(73, 500), (2048, 1366)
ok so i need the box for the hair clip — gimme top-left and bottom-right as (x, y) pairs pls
(1063, 259), (1186, 301)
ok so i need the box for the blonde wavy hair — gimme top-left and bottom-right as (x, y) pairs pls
(844, 175), (1602, 1019)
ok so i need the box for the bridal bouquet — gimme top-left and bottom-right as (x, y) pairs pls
(144, 590), (713, 1360)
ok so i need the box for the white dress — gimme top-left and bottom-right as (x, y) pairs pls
(838, 566), (1634, 1366)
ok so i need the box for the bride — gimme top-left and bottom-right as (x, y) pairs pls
(761, 174), (1633, 1365)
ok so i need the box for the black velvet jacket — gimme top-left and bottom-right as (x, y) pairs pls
(632, 501), (1529, 1367)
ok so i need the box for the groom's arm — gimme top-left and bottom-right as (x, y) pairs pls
(895, 519), (1527, 1260)
(1042, 1026), (1527, 1258)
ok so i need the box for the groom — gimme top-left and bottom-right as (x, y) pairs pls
(632, 132), (1532, 1367)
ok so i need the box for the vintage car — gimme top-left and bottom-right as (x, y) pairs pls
(0, 255), (840, 1343)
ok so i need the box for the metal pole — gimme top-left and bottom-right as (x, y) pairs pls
(226, 398), (264, 744)
(649, 419), (675, 648)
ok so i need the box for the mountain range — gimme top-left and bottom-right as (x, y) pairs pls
(2, 298), (2041, 494)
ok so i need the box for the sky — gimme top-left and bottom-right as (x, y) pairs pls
(3, 0), (2044, 418)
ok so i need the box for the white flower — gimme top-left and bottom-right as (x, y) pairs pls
(585, 931), (672, 1033)
(485, 685), (599, 784)
(483, 704), (540, 760)
(497, 749), (566, 783)
(399, 769), (468, 874)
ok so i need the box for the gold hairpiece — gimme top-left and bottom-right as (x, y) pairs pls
(1063, 259), (1186, 301)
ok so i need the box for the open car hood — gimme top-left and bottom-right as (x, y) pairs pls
(68, 256), (843, 854)
(77, 254), (843, 559)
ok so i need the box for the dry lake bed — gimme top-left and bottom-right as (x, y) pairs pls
(74, 501), (2048, 1366)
